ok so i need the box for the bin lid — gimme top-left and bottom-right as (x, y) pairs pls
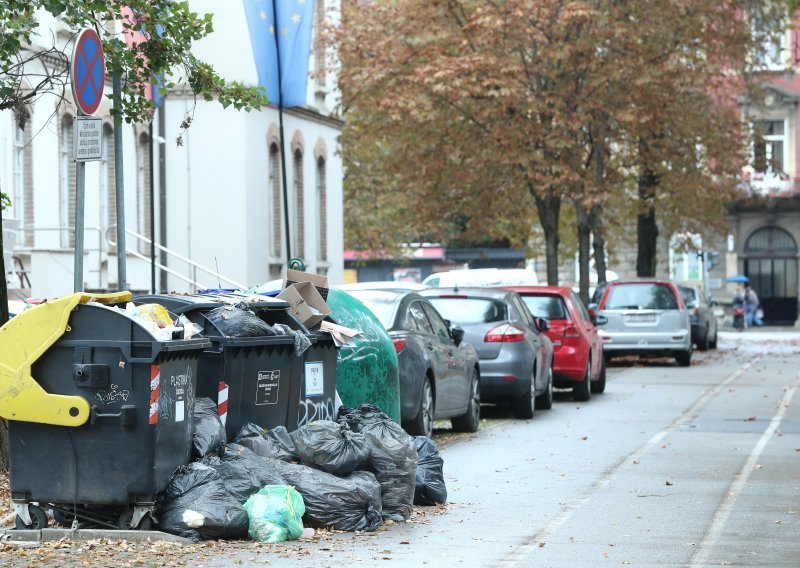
(133, 294), (290, 315)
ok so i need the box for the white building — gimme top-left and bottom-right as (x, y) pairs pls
(1, 0), (344, 300)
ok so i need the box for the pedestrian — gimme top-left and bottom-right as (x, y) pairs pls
(745, 284), (763, 327)
(732, 286), (746, 332)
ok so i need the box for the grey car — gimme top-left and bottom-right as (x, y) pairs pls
(344, 289), (481, 438)
(419, 288), (553, 420)
(590, 279), (692, 366)
(677, 284), (718, 351)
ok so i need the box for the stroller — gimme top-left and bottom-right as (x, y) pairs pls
(732, 295), (746, 331)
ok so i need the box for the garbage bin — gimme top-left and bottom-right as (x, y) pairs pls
(0, 292), (211, 530)
(134, 293), (321, 439)
(326, 288), (401, 423)
(297, 330), (339, 427)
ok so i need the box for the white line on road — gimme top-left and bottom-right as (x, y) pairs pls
(687, 371), (800, 567)
(498, 355), (763, 568)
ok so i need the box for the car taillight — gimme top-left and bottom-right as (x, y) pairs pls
(392, 337), (407, 353)
(563, 322), (581, 338)
(484, 324), (525, 343)
(693, 307), (699, 317)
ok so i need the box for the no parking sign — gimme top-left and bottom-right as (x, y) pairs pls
(70, 28), (105, 116)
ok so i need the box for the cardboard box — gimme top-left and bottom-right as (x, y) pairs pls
(284, 269), (330, 301)
(277, 281), (331, 328)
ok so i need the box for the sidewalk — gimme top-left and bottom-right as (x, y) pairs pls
(717, 327), (800, 354)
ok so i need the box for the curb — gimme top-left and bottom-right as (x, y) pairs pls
(0, 528), (192, 544)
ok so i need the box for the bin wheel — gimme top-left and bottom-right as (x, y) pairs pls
(118, 509), (154, 530)
(15, 505), (48, 530)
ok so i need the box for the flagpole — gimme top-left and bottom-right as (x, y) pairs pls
(271, 0), (292, 265)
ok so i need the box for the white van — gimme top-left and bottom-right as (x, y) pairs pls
(422, 268), (539, 288)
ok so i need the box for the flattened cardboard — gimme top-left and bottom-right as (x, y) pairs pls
(284, 269), (330, 301)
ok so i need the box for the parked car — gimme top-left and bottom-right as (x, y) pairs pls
(343, 289), (481, 438)
(677, 284), (718, 351)
(590, 280), (692, 366)
(422, 268), (538, 288)
(419, 287), (553, 419)
(504, 286), (606, 401)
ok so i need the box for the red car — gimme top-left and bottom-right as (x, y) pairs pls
(502, 286), (606, 401)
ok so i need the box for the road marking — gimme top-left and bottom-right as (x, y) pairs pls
(498, 355), (762, 568)
(687, 371), (800, 567)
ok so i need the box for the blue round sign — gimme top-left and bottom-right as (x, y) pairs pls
(71, 29), (105, 116)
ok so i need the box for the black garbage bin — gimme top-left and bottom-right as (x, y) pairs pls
(2, 293), (210, 530)
(296, 330), (339, 427)
(134, 294), (312, 440)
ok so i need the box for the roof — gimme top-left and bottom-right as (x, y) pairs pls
(500, 285), (572, 295)
(418, 287), (514, 300)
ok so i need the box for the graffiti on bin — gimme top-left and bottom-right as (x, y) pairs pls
(159, 389), (175, 421)
(298, 396), (335, 426)
(95, 384), (131, 405)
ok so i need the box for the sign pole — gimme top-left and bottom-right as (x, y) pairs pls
(70, 28), (105, 292)
(74, 161), (86, 292)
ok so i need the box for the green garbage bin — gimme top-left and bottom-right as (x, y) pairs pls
(2, 292), (211, 530)
(326, 288), (400, 423)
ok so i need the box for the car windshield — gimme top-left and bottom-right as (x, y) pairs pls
(678, 286), (697, 307)
(521, 295), (569, 320)
(348, 293), (398, 328)
(604, 283), (678, 310)
(426, 298), (507, 325)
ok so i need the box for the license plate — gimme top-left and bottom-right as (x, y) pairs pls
(626, 313), (656, 323)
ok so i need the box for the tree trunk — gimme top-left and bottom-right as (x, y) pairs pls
(0, 214), (8, 472)
(574, 200), (592, 305)
(534, 190), (561, 285)
(636, 164), (658, 278)
(591, 205), (607, 287)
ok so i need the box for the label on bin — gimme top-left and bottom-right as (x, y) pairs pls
(305, 362), (324, 397)
(256, 370), (280, 405)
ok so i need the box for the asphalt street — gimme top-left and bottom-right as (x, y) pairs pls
(206, 331), (800, 567)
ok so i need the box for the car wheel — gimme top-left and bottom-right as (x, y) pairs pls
(708, 328), (718, 349)
(591, 355), (606, 394)
(512, 368), (536, 419)
(535, 366), (553, 410)
(452, 367), (481, 432)
(697, 327), (709, 351)
(675, 347), (692, 367)
(574, 359), (591, 402)
(404, 377), (434, 438)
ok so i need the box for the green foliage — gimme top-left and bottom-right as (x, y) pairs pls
(0, 1), (267, 126)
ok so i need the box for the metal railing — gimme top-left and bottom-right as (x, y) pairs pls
(107, 227), (246, 291)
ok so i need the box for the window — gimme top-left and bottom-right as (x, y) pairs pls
(569, 292), (591, 321)
(753, 120), (785, 176)
(421, 302), (450, 339)
(316, 156), (327, 261)
(136, 133), (151, 253)
(269, 143), (282, 257)
(604, 283), (679, 311)
(12, 117), (34, 246)
(522, 295), (570, 320)
(427, 298), (507, 326)
(293, 148), (304, 259)
(100, 124), (116, 253)
(408, 302), (433, 334)
(59, 115), (76, 248)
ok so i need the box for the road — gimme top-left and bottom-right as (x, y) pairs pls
(2, 331), (798, 567)
(214, 331), (800, 567)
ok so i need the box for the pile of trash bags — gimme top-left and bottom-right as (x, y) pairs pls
(156, 401), (448, 543)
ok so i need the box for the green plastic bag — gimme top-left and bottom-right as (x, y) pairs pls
(243, 485), (306, 543)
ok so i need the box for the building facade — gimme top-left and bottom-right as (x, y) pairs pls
(1, 0), (344, 300)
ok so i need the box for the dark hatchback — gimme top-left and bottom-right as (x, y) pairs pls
(344, 289), (481, 438)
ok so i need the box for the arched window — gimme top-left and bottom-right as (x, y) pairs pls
(101, 124), (117, 253)
(744, 226), (797, 256)
(136, 132), (152, 253)
(59, 115), (76, 248)
(316, 156), (327, 262)
(269, 143), (282, 257)
(293, 148), (305, 259)
(12, 114), (34, 246)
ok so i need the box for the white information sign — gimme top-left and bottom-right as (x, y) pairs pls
(305, 361), (324, 396)
(74, 116), (103, 161)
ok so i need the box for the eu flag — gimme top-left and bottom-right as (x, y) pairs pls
(243, 0), (316, 108)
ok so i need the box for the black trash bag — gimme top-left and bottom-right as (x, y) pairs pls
(266, 458), (383, 532)
(291, 420), (370, 477)
(156, 462), (248, 542)
(413, 436), (447, 505)
(233, 423), (297, 462)
(337, 404), (417, 521)
(192, 398), (227, 459)
(201, 443), (286, 504)
(206, 303), (277, 337)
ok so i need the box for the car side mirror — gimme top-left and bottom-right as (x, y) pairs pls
(450, 326), (465, 346)
(593, 314), (608, 326)
(534, 317), (550, 333)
